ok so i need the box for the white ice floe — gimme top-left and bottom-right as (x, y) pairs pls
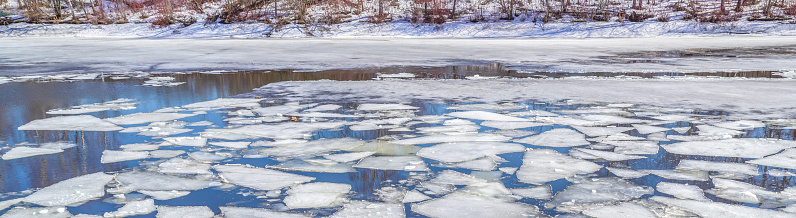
(676, 160), (759, 176)
(323, 151), (375, 163)
(513, 129), (589, 147)
(120, 143), (160, 151)
(644, 169), (709, 181)
(601, 140), (658, 155)
(712, 120), (766, 130)
(579, 115), (647, 125)
(448, 103), (526, 111)
(508, 110), (560, 117)
(0, 198), (22, 211)
(1, 147), (63, 160)
(354, 156), (429, 171)
(208, 141), (251, 149)
(479, 121), (548, 130)
(412, 192), (543, 218)
(305, 104), (342, 112)
(451, 158), (498, 171)
(105, 113), (196, 125)
(23, 172), (115, 206)
(402, 190), (432, 203)
(510, 185), (552, 200)
(516, 149), (602, 185)
(138, 190), (191, 200)
(258, 138), (364, 158)
(251, 105), (302, 116)
(330, 201), (405, 218)
(572, 148), (646, 161)
(447, 111), (530, 122)
(156, 206), (214, 218)
(662, 138), (796, 158)
(214, 165), (314, 190)
(101, 150), (149, 164)
(392, 133), (510, 145)
(431, 170), (488, 186)
(416, 142), (525, 163)
(284, 182), (351, 209)
(498, 167), (517, 175)
(572, 126), (634, 137)
(748, 149), (796, 170)
(605, 167), (650, 179)
(188, 152), (228, 162)
(345, 141), (420, 156)
(220, 206), (309, 218)
(656, 182), (708, 201)
(103, 199), (155, 217)
(18, 115), (123, 131)
(651, 196), (794, 218)
(158, 158), (212, 175)
(582, 202), (656, 218)
(148, 150), (186, 159)
(461, 182), (514, 199)
(632, 124), (670, 135)
(116, 171), (215, 191)
(545, 177), (653, 210)
(707, 178), (779, 204)
(416, 125), (480, 133)
(589, 133), (646, 142)
(288, 112), (361, 118)
(0, 206), (71, 218)
(162, 137), (207, 147)
(671, 127), (691, 134)
(357, 104), (417, 111)
(443, 119), (476, 126)
(181, 98), (262, 110)
(213, 121), (349, 140)
(695, 125), (744, 136)
(270, 160), (356, 173)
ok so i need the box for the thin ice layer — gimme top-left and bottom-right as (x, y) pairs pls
(479, 121), (548, 130)
(651, 196), (795, 218)
(747, 149), (796, 170)
(354, 156), (429, 171)
(214, 165), (315, 190)
(656, 182), (708, 201)
(516, 149), (602, 184)
(412, 192), (543, 218)
(284, 182), (351, 209)
(447, 111), (530, 122)
(23, 172), (115, 206)
(632, 124), (670, 135)
(116, 171), (215, 191)
(391, 133), (511, 145)
(514, 129), (589, 147)
(606, 167), (649, 179)
(18, 115), (123, 131)
(357, 103), (418, 111)
(1, 147), (63, 160)
(416, 142), (525, 163)
(662, 138), (796, 158)
(105, 113), (195, 125)
(220, 207), (309, 218)
(644, 169), (709, 181)
(330, 201), (405, 218)
(546, 177), (653, 209)
(139, 190), (191, 200)
(0, 206), (72, 218)
(324, 151), (375, 163)
(572, 148), (646, 161)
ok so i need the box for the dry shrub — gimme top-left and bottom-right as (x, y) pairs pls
(627, 11), (652, 22)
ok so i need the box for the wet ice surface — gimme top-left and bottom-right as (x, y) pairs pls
(3, 71), (796, 217)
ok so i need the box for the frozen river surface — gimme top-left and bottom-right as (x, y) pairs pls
(1, 38), (796, 218)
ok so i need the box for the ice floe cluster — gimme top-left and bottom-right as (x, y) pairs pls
(4, 97), (796, 217)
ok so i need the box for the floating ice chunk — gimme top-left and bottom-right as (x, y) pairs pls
(671, 127), (691, 134)
(748, 149), (796, 170)
(103, 199), (155, 217)
(572, 148), (646, 161)
(345, 141), (420, 156)
(324, 151), (375, 163)
(251, 139), (308, 147)
(2, 147), (63, 160)
(412, 192), (543, 218)
(70, 73), (100, 80)
(120, 143), (161, 151)
(508, 110), (559, 117)
(676, 160), (759, 176)
(158, 158), (212, 175)
(605, 167), (649, 179)
(181, 98), (262, 110)
(402, 190), (432, 203)
(588, 133), (645, 142)
(510, 185), (552, 200)
(214, 165), (314, 190)
(392, 134), (510, 145)
(200, 130), (262, 140)
(116, 171), (215, 191)
(18, 115), (123, 131)
(0, 198), (22, 211)
(651, 196), (794, 218)
(451, 158), (498, 171)
(666, 134), (730, 141)
(23, 172), (115, 206)
(656, 182), (708, 201)
(707, 178), (778, 203)
(487, 129), (536, 138)
(228, 109), (256, 117)
(138, 190), (190, 200)
(646, 132), (669, 141)
(479, 121), (548, 130)
(289, 112), (361, 118)
(582, 202), (656, 218)
(514, 129), (589, 147)
(534, 116), (598, 126)
(188, 152), (227, 162)
(600, 140), (658, 155)
(354, 156), (429, 171)
(156, 206), (214, 218)
(447, 111), (530, 122)
(713, 120), (766, 130)
(516, 149), (602, 185)
(105, 113), (195, 125)
(632, 124), (670, 135)
(270, 160), (356, 173)
(416, 125), (480, 133)
(572, 126), (634, 137)
(214, 121), (349, 140)
(417, 142), (525, 163)
(644, 169), (709, 181)
(258, 138), (364, 158)
(461, 182), (514, 199)
(431, 170), (488, 185)
(443, 119), (475, 126)
(498, 167), (517, 175)
(46, 99), (138, 115)
(163, 137), (207, 147)
(149, 150), (186, 159)
(662, 138), (796, 158)
(46, 107), (110, 115)
(0, 206), (71, 218)
(305, 104), (342, 112)
(187, 121), (213, 126)
(696, 125), (743, 136)
(251, 105), (302, 116)
(448, 103), (526, 111)
(208, 141), (250, 149)
(357, 104), (417, 111)
(284, 182), (351, 209)
(546, 177), (653, 209)
(220, 206), (309, 218)
(579, 115), (646, 125)
(330, 201), (404, 218)
(101, 150), (149, 163)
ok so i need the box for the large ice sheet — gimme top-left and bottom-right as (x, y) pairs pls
(212, 121), (349, 139)
(516, 149), (602, 184)
(156, 206), (214, 218)
(545, 177), (653, 210)
(412, 192), (543, 218)
(656, 182), (708, 201)
(330, 201), (405, 218)
(416, 142), (525, 163)
(284, 182), (351, 209)
(18, 115), (123, 131)
(572, 126), (634, 137)
(116, 171), (215, 191)
(105, 113), (195, 125)
(101, 150), (149, 163)
(582, 202), (656, 218)
(651, 196), (795, 218)
(392, 133), (510, 145)
(1, 147), (63, 160)
(214, 165), (314, 190)
(354, 156), (429, 171)
(181, 98), (262, 110)
(661, 138), (796, 158)
(514, 129), (589, 147)
(676, 159), (759, 176)
(220, 207), (309, 218)
(258, 138), (364, 158)
(23, 172), (115, 206)
(103, 199), (155, 217)
(748, 149), (796, 170)
(447, 111), (530, 122)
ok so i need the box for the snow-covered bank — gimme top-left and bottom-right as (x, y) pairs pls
(252, 77), (796, 120)
(1, 20), (795, 38)
(1, 36), (795, 76)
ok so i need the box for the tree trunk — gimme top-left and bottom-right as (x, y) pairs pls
(734, 0), (742, 12)
(451, 0), (456, 19)
(720, 0), (726, 14)
(378, 0), (383, 18)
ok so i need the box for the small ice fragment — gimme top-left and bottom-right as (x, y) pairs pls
(451, 158), (497, 171)
(644, 169), (709, 181)
(163, 137), (207, 147)
(156, 206), (214, 218)
(479, 121), (548, 130)
(324, 151), (375, 163)
(431, 170), (488, 185)
(305, 104), (342, 112)
(181, 98), (262, 110)
(696, 125), (743, 136)
(516, 149), (602, 185)
(392, 134), (511, 145)
(2, 147), (63, 160)
(38, 141), (78, 149)
(632, 124), (670, 135)
(354, 156), (429, 171)
(582, 202), (656, 218)
(510, 185), (552, 200)
(402, 190), (431, 203)
(116, 171), (215, 191)
(330, 201), (405, 218)
(187, 152), (227, 162)
(572, 148), (646, 161)
(158, 158), (212, 175)
(101, 150), (149, 163)
(514, 129), (589, 147)
(148, 150), (186, 159)
(546, 177), (653, 209)
(572, 126), (634, 137)
(498, 167), (517, 175)
(258, 138), (364, 158)
(748, 148), (796, 170)
(676, 159), (759, 176)
(213, 165), (315, 190)
(605, 167), (649, 179)
(656, 182), (708, 201)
